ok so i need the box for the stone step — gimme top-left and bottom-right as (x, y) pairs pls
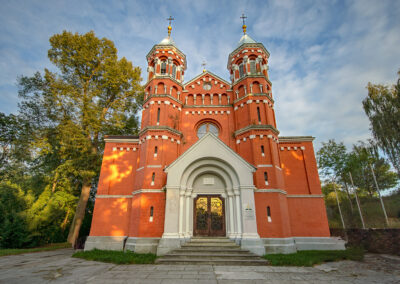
(155, 258), (269, 266)
(173, 248), (250, 254)
(182, 242), (240, 247)
(161, 254), (261, 260)
(190, 237), (231, 242)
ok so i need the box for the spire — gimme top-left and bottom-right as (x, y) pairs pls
(167, 16), (174, 37)
(240, 13), (247, 35)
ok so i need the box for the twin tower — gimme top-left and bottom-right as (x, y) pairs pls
(85, 21), (344, 255)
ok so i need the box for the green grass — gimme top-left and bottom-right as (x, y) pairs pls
(72, 249), (157, 264)
(263, 248), (364, 266)
(0, 243), (71, 257)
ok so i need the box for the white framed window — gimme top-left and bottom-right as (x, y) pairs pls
(239, 63), (244, 78)
(250, 60), (256, 74)
(160, 61), (167, 74)
(172, 64), (176, 79)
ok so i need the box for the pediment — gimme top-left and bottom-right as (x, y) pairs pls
(184, 71), (231, 88)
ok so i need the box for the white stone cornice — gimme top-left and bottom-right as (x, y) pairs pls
(254, 189), (287, 195)
(132, 189), (165, 196)
(96, 195), (133, 198)
(287, 194), (324, 198)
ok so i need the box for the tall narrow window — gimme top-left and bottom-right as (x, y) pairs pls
(161, 61), (167, 74)
(172, 64), (176, 79)
(157, 108), (160, 125)
(250, 60), (256, 74)
(154, 146), (158, 158)
(267, 206), (272, 222)
(261, 145), (265, 157)
(151, 172), (155, 186)
(149, 206), (154, 222)
(257, 107), (261, 124)
(264, 171), (268, 185)
(239, 63), (244, 78)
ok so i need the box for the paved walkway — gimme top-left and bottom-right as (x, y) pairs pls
(0, 249), (399, 283)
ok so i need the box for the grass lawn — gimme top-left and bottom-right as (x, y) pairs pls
(72, 249), (157, 264)
(0, 243), (71, 257)
(263, 247), (364, 266)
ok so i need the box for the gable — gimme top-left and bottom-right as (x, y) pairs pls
(165, 132), (256, 173)
(184, 71), (231, 91)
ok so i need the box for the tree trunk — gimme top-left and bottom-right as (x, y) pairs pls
(67, 182), (91, 245)
(343, 181), (354, 212)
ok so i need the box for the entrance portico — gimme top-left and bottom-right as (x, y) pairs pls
(157, 133), (265, 255)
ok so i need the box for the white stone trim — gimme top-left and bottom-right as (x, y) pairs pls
(287, 194), (324, 198)
(147, 165), (162, 168)
(96, 195), (133, 198)
(105, 138), (139, 143)
(257, 164), (273, 168)
(254, 189), (287, 195)
(136, 166), (144, 172)
(132, 189), (165, 196)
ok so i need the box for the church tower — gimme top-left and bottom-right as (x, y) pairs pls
(229, 16), (285, 192)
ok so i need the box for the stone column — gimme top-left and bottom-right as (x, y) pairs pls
(210, 94), (214, 105)
(178, 188), (185, 237)
(218, 94), (222, 105)
(185, 189), (192, 238)
(228, 192), (235, 238)
(234, 189), (242, 237)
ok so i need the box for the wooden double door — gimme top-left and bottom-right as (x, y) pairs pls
(193, 195), (225, 236)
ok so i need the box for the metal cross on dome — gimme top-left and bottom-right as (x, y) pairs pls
(167, 16), (174, 26)
(201, 60), (207, 72)
(240, 13), (247, 34)
(240, 13), (247, 25)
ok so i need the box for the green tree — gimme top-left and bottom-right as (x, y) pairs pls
(347, 140), (398, 197)
(363, 70), (400, 177)
(317, 139), (354, 210)
(18, 31), (143, 245)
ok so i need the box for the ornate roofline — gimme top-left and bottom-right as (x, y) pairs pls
(146, 44), (187, 69)
(227, 42), (270, 69)
(183, 70), (231, 87)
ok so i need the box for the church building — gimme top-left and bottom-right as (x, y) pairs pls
(85, 19), (344, 255)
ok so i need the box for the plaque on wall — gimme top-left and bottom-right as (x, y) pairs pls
(203, 177), (215, 185)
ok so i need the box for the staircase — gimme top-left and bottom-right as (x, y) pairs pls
(156, 237), (269, 265)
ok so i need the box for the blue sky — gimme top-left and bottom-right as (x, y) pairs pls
(1, 0), (400, 150)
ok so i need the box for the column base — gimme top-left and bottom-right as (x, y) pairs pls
(84, 236), (127, 251)
(294, 237), (346, 251)
(124, 237), (160, 254)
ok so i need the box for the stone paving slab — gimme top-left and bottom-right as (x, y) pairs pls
(0, 248), (399, 283)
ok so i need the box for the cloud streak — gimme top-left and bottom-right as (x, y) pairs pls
(0, 0), (399, 151)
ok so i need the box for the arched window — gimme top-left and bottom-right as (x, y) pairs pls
(257, 107), (261, 123)
(239, 63), (245, 78)
(154, 146), (158, 157)
(264, 171), (268, 185)
(149, 206), (154, 222)
(151, 172), (155, 186)
(250, 60), (256, 74)
(172, 64), (177, 79)
(261, 145), (265, 157)
(157, 108), (161, 124)
(267, 206), (272, 222)
(161, 61), (167, 74)
(197, 122), (219, 138)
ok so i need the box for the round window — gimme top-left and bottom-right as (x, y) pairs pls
(197, 123), (219, 138)
(203, 82), (212, 91)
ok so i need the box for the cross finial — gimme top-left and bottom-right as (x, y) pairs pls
(201, 60), (207, 72)
(167, 16), (174, 37)
(240, 13), (247, 34)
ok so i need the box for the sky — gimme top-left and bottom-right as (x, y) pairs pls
(1, 0), (400, 151)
